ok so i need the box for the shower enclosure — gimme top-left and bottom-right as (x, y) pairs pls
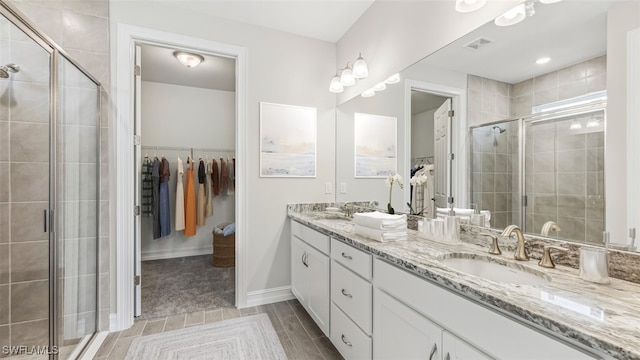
(470, 101), (606, 245)
(1, 3), (101, 359)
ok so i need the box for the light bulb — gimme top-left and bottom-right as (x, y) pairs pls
(455, 0), (487, 13)
(361, 89), (375, 98)
(329, 75), (343, 93)
(352, 53), (369, 79)
(586, 118), (600, 128)
(340, 64), (355, 86)
(385, 73), (400, 84)
(569, 120), (582, 130)
(494, 4), (526, 27)
(373, 82), (386, 91)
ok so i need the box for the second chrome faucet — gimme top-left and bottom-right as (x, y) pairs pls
(501, 225), (529, 261)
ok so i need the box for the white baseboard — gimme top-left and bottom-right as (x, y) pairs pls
(245, 286), (294, 308)
(109, 313), (118, 332)
(141, 247), (212, 261)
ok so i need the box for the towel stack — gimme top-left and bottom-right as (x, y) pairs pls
(353, 211), (407, 242)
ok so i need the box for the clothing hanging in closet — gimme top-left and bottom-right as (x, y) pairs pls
(159, 157), (172, 237)
(151, 157), (161, 239)
(212, 158), (220, 196)
(184, 158), (197, 236)
(196, 159), (206, 226)
(205, 159), (214, 217)
(227, 157), (235, 194)
(220, 157), (228, 195)
(175, 157), (185, 231)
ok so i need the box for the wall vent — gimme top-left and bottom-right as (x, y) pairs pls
(463, 37), (493, 51)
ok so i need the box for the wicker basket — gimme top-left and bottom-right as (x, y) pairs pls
(212, 233), (235, 267)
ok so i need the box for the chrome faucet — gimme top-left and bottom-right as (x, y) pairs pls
(540, 221), (561, 236)
(501, 225), (529, 261)
(341, 202), (355, 217)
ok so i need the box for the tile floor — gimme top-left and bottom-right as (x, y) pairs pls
(93, 299), (343, 360)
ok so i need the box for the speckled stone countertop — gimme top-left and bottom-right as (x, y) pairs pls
(287, 205), (640, 360)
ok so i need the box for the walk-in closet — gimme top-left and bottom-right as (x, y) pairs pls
(134, 44), (237, 319)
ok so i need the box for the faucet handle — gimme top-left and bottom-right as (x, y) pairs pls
(479, 233), (501, 255)
(538, 245), (568, 269)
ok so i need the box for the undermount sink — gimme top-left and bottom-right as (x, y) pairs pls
(438, 253), (551, 286)
(315, 218), (354, 233)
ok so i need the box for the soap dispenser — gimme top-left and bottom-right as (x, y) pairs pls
(443, 204), (460, 243)
(470, 203), (485, 227)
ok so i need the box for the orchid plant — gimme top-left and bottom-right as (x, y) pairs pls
(407, 173), (428, 215)
(385, 173), (404, 214)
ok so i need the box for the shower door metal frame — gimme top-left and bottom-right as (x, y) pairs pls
(0, 1), (102, 359)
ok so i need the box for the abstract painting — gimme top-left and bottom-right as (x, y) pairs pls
(260, 102), (317, 177)
(354, 113), (397, 178)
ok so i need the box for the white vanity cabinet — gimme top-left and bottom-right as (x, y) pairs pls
(291, 221), (330, 336)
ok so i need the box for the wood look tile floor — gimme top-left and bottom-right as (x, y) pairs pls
(93, 299), (343, 360)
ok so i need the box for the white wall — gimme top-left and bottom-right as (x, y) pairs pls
(140, 81), (235, 260)
(110, 2), (336, 305)
(412, 109), (436, 160)
(607, 2), (639, 245)
(336, 0), (519, 104)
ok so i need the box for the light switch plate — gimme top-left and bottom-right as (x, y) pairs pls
(325, 182), (332, 194)
(340, 182), (347, 194)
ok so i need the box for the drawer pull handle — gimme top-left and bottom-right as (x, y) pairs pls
(341, 289), (352, 298)
(302, 253), (309, 267)
(341, 334), (352, 347)
(429, 344), (437, 360)
(341, 252), (353, 260)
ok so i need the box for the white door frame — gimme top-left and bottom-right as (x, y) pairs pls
(404, 79), (468, 211)
(112, 23), (248, 331)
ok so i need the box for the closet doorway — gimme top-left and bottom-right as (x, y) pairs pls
(133, 43), (237, 319)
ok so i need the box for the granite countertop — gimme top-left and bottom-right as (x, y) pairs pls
(288, 209), (640, 360)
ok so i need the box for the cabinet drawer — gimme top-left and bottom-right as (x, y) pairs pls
(331, 261), (372, 334)
(292, 220), (330, 255)
(331, 303), (372, 360)
(331, 238), (372, 280)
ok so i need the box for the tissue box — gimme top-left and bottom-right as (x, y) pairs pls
(212, 233), (235, 267)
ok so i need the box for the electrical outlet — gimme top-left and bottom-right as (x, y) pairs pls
(325, 182), (332, 194)
(340, 182), (347, 194)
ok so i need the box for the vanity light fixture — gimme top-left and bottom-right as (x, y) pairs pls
(353, 53), (369, 79)
(329, 73), (344, 93)
(373, 82), (387, 92)
(173, 51), (204, 68)
(569, 120), (583, 130)
(385, 73), (400, 84)
(361, 88), (376, 98)
(586, 118), (601, 128)
(495, 3), (526, 27)
(539, 0), (562, 3)
(340, 63), (356, 86)
(536, 57), (551, 65)
(455, 0), (487, 13)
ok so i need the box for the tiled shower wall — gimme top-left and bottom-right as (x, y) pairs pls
(3, 0), (111, 339)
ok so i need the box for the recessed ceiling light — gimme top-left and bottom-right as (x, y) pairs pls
(536, 57), (551, 65)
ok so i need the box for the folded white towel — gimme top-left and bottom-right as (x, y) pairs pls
(355, 225), (407, 242)
(436, 208), (491, 221)
(353, 211), (407, 230)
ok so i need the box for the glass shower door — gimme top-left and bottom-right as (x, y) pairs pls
(56, 54), (100, 357)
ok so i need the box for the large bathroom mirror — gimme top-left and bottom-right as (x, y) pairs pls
(335, 0), (639, 250)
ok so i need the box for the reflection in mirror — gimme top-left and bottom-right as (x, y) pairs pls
(335, 0), (638, 251)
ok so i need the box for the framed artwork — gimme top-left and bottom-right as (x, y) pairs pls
(260, 102), (317, 177)
(354, 112), (397, 178)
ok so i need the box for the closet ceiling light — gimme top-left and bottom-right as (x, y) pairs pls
(495, 3), (526, 27)
(385, 73), (400, 84)
(173, 51), (204, 68)
(361, 88), (375, 98)
(329, 74), (344, 93)
(352, 53), (369, 79)
(373, 82), (386, 91)
(340, 64), (356, 86)
(455, 0), (487, 13)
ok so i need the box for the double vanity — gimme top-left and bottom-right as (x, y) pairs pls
(288, 203), (640, 360)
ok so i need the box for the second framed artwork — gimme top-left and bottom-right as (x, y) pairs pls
(260, 102), (317, 177)
(354, 113), (397, 178)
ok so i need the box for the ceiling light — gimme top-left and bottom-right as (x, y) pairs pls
(569, 120), (582, 130)
(352, 53), (369, 79)
(340, 63), (355, 86)
(329, 74), (343, 93)
(173, 51), (204, 68)
(536, 57), (551, 65)
(455, 0), (487, 13)
(495, 3), (526, 27)
(361, 88), (375, 98)
(373, 82), (386, 91)
(586, 118), (601, 128)
(539, 0), (562, 3)
(385, 73), (400, 84)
